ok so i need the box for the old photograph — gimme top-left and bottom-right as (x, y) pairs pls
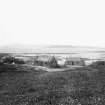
(0, 0), (105, 105)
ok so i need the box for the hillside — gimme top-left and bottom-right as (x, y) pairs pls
(0, 64), (105, 104)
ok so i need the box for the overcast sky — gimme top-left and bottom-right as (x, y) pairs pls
(0, 0), (105, 47)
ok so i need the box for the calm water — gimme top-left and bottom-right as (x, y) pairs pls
(16, 52), (104, 59)
(10, 46), (105, 64)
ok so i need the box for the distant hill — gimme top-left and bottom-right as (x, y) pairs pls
(0, 44), (105, 53)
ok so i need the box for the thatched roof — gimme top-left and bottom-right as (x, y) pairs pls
(66, 57), (84, 61)
(35, 55), (56, 62)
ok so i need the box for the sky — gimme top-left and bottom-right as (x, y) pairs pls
(0, 0), (105, 47)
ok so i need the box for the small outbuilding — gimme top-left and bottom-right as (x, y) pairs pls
(65, 57), (85, 67)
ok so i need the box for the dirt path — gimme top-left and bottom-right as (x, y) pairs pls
(23, 64), (82, 72)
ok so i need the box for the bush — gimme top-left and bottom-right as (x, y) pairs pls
(1, 56), (14, 64)
(0, 56), (25, 65)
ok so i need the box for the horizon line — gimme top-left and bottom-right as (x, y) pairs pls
(0, 44), (105, 49)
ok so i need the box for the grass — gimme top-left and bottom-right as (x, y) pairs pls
(0, 63), (105, 105)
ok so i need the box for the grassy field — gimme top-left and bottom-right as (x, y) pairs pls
(0, 64), (105, 105)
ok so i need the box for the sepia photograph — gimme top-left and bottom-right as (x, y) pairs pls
(0, 0), (105, 105)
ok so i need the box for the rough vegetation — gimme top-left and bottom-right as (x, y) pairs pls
(0, 59), (105, 104)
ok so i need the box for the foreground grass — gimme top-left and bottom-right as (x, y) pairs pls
(0, 64), (105, 105)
